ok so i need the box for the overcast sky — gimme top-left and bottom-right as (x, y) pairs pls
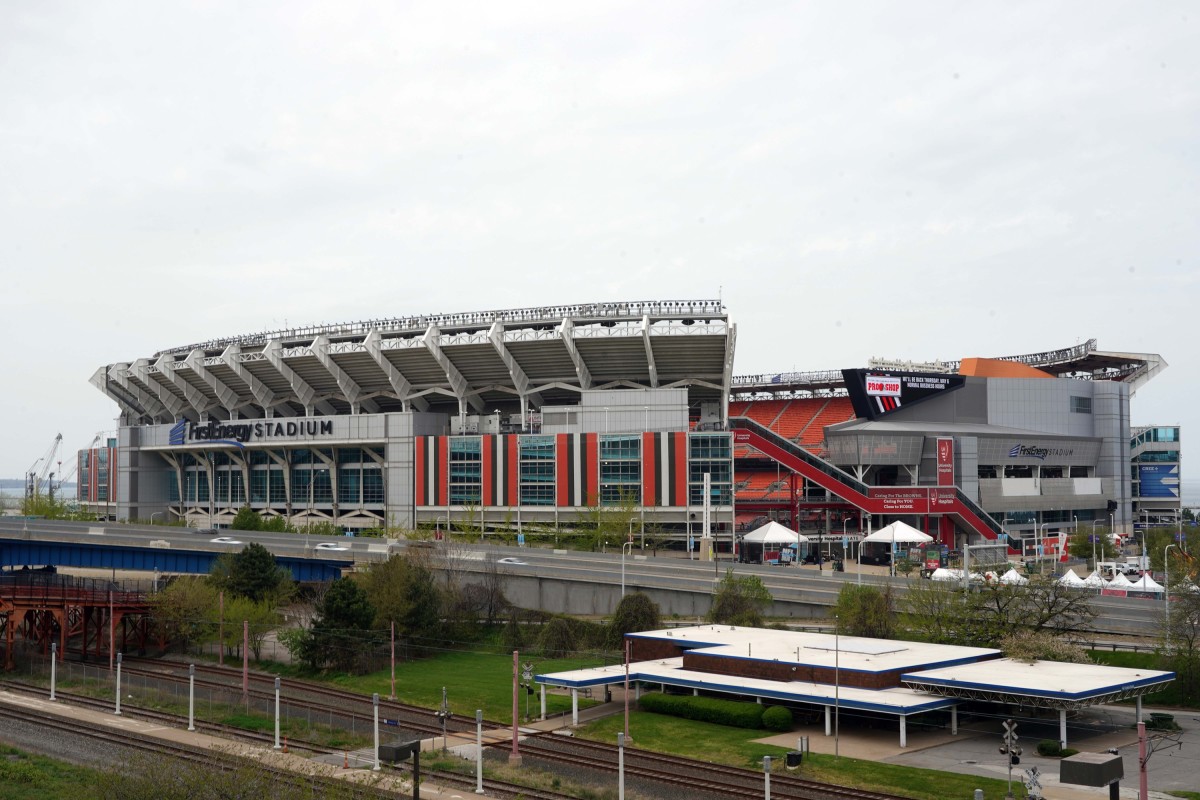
(2, 3), (1197, 502)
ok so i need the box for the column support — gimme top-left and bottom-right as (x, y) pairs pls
(825, 705), (832, 736)
(951, 705), (958, 735)
(1059, 709), (1068, 750)
(900, 715), (907, 748)
(571, 689), (579, 726)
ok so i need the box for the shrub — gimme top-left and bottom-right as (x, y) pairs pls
(1061, 748), (1079, 758)
(1036, 740), (1062, 757)
(762, 705), (793, 731)
(639, 692), (766, 729)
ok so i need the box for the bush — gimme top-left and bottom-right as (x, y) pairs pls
(1061, 748), (1079, 758)
(639, 692), (765, 729)
(1036, 740), (1062, 757)
(762, 705), (793, 731)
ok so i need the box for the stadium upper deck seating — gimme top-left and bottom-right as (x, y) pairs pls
(800, 397), (856, 448)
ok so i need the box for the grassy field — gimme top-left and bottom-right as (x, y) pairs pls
(575, 711), (1025, 800)
(265, 647), (607, 724)
(0, 745), (97, 800)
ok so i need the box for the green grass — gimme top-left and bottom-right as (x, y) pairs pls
(265, 648), (607, 724)
(0, 745), (98, 800)
(1088, 650), (1185, 707)
(577, 712), (1026, 800)
(1169, 792), (1200, 799)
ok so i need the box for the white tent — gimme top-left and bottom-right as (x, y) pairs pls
(1057, 569), (1085, 588)
(1108, 572), (1134, 588)
(862, 521), (934, 544)
(1081, 571), (1108, 589)
(930, 567), (984, 582)
(1002, 568), (1031, 585)
(742, 521), (807, 545)
(1128, 574), (1164, 593)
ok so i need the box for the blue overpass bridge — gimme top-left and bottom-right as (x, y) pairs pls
(0, 521), (352, 583)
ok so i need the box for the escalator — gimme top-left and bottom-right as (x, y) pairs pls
(730, 417), (1008, 545)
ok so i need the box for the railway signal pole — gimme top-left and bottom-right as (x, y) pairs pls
(999, 719), (1022, 799)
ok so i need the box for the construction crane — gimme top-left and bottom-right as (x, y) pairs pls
(26, 433), (63, 502)
(56, 432), (106, 500)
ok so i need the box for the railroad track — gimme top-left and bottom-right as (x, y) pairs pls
(0, 702), (400, 799)
(77, 657), (916, 800)
(521, 733), (912, 800)
(0, 679), (579, 800)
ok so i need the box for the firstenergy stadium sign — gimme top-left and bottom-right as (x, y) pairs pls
(169, 419), (334, 448)
(844, 369), (966, 420)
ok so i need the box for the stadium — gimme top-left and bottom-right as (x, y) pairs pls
(90, 299), (1174, 557)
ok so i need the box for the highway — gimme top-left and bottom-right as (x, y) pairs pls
(0, 518), (1165, 637)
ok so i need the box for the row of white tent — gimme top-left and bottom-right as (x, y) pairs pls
(743, 520), (933, 546)
(929, 566), (1168, 593)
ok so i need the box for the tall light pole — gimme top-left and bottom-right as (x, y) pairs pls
(1038, 522), (1051, 575)
(834, 616), (840, 759)
(1165, 543), (1177, 631)
(621, 541), (635, 598)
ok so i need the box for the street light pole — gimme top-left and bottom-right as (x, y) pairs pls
(621, 541), (634, 598)
(1165, 543), (1177, 631)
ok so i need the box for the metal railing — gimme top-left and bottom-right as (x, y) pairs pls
(152, 299), (726, 357)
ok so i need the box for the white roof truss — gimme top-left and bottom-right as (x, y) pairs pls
(311, 334), (380, 414)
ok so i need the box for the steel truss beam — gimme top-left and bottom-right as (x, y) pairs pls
(363, 328), (427, 412)
(130, 358), (189, 420)
(422, 324), (484, 413)
(311, 334), (379, 414)
(186, 348), (257, 418)
(221, 344), (296, 417)
(558, 317), (593, 390)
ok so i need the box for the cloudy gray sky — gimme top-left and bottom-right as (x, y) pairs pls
(2, 2), (1197, 501)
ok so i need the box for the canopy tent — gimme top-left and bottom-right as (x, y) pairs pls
(1081, 571), (1108, 589)
(1001, 568), (1031, 585)
(1057, 569), (1085, 588)
(862, 521), (934, 544)
(1128, 574), (1164, 593)
(742, 521), (807, 545)
(930, 567), (984, 582)
(1108, 572), (1134, 588)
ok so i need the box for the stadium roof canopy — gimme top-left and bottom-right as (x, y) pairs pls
(733, 338), (1166, 397)
(91, 299), (735, 424)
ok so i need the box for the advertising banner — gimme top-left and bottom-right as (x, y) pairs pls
(937, 437), (954, 486)
(842, 369), (966, 420)
(869, 488), (929, 514)
(1138, 464), (1180, 498)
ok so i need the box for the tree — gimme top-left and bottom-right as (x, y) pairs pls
(359, 554), (441, 642)
(230, 505), (262, 531)
(1160, 588), (1200, 706)
(539, 616), (576, 658)
(1000, 630), (1091, 664)
(607, 592), (662, 648)
(210, 542), (292, 603)
(1066, 525), (1118, 566)
(219, 595), (282, 661)
(901, 578), (973, 644)
(707, 570), (772, 627)
(834, 584), (895, 639)
(296, 577), (378, 671)
(902, 574), (1096, 647)
(149, 576), (218, 653)
(576, 489), (639, 552)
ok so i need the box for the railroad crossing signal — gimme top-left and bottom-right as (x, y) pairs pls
(1023, 765), (1043, 800)
(1000, 719), (1023, 798)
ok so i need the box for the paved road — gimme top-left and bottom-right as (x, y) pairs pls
(0, 518), (1173, 636)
